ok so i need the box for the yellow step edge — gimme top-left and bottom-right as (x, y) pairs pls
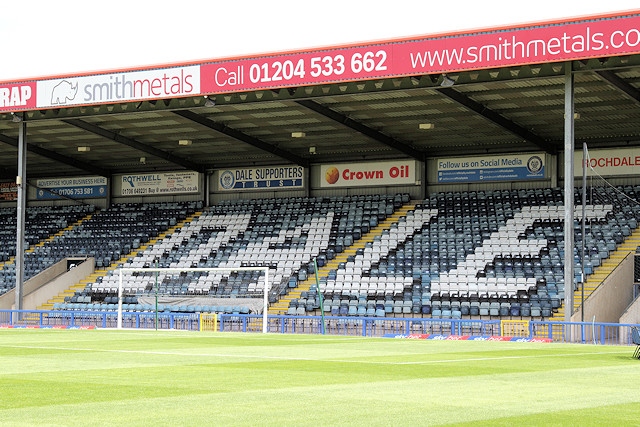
(268, 202), (418, 315)
(550, 230), (640, 321)
(37, 210), (204, 311)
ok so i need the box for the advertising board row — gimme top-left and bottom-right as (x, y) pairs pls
(0, 148), (633, 201)
(2, 13), (639, 112)
(436, 147), (639, 183)
(31, 172), (199, 200)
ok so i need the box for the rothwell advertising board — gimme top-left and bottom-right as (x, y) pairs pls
(119, 172), (198, 196)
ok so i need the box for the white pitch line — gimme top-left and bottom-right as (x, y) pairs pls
(0, 343), (630, 366)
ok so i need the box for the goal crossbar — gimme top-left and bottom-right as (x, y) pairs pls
(117, 266), (270, 332)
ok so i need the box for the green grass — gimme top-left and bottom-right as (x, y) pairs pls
(1, 329), (639, 426)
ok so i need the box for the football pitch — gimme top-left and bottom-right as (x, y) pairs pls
(1, 329), (639, 426)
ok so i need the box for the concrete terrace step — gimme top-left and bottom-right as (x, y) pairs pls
(36, 210), (203, 311)
(550, 227), (640, 321)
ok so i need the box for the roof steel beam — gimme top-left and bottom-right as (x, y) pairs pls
(295, 99), (425, 161)
(62, 118), (206, 173)
(0, 132), (111, 178)
(437, 87), (559, 154)
(173, 110), (310, 168)
(595, 70), (640, 105)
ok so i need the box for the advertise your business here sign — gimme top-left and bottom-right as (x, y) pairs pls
(35, 176), (107, 200)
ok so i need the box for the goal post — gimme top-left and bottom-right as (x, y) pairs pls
(117, 266), (270, 332)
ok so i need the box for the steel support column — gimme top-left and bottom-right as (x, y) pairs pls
(563, 63), (575, 333)
(14, 121), (27, 321)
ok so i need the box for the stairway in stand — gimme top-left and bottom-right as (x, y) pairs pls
(269, 203), (416, 315)
(37, 210), (203, 311)
(550, 227), (640, 321)
(14, 212), (94, 325)
(0, 211), (95, 291)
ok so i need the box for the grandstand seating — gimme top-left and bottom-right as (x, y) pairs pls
(0, 205), (96, 295)
(82, 195), (403, 314)
(288, 186), (639, 319)
(2, 185), (639, 320)
(0, 202), (199, 296)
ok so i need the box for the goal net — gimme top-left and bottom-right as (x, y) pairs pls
(115, 266), (270, 332)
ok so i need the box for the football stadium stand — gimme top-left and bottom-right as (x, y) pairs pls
(0, 185), (635, 322)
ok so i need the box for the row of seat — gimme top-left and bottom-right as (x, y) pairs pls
(0, 202), (200, 295)
(100, 186), (636, 316)
(287, 186), (639, 317)
(313, 299), (554, 319)
(53, 302), (249, 314)
(101, 195), (406, 304)
(2, 187), (638, 320)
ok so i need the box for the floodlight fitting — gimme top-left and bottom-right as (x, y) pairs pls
(77, 146), (90, 152)
(419, 123), (435, 130)
(204, 95), (216, 107)
(10, 113), (22, 123)
(178, 139), (193, 146)
(291, 131), (306, 138)
(440, 74), (455, 87)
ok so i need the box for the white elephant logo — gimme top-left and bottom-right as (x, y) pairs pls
(51, 80), (78, 105)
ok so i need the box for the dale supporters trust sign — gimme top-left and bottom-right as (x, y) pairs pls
(217, 165), (304, 191)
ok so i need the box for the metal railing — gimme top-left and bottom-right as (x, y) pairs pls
(0, 309), (199, 331)
(1, 309), (637, 346)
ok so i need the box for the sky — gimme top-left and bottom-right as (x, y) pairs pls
(1, 0), (639, 82)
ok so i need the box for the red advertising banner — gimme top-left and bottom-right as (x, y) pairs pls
(1, 12), (639, 112)
(0, 182), (18, 201)
(0, 82), (36, 112)
(201, 13), (640, 94)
